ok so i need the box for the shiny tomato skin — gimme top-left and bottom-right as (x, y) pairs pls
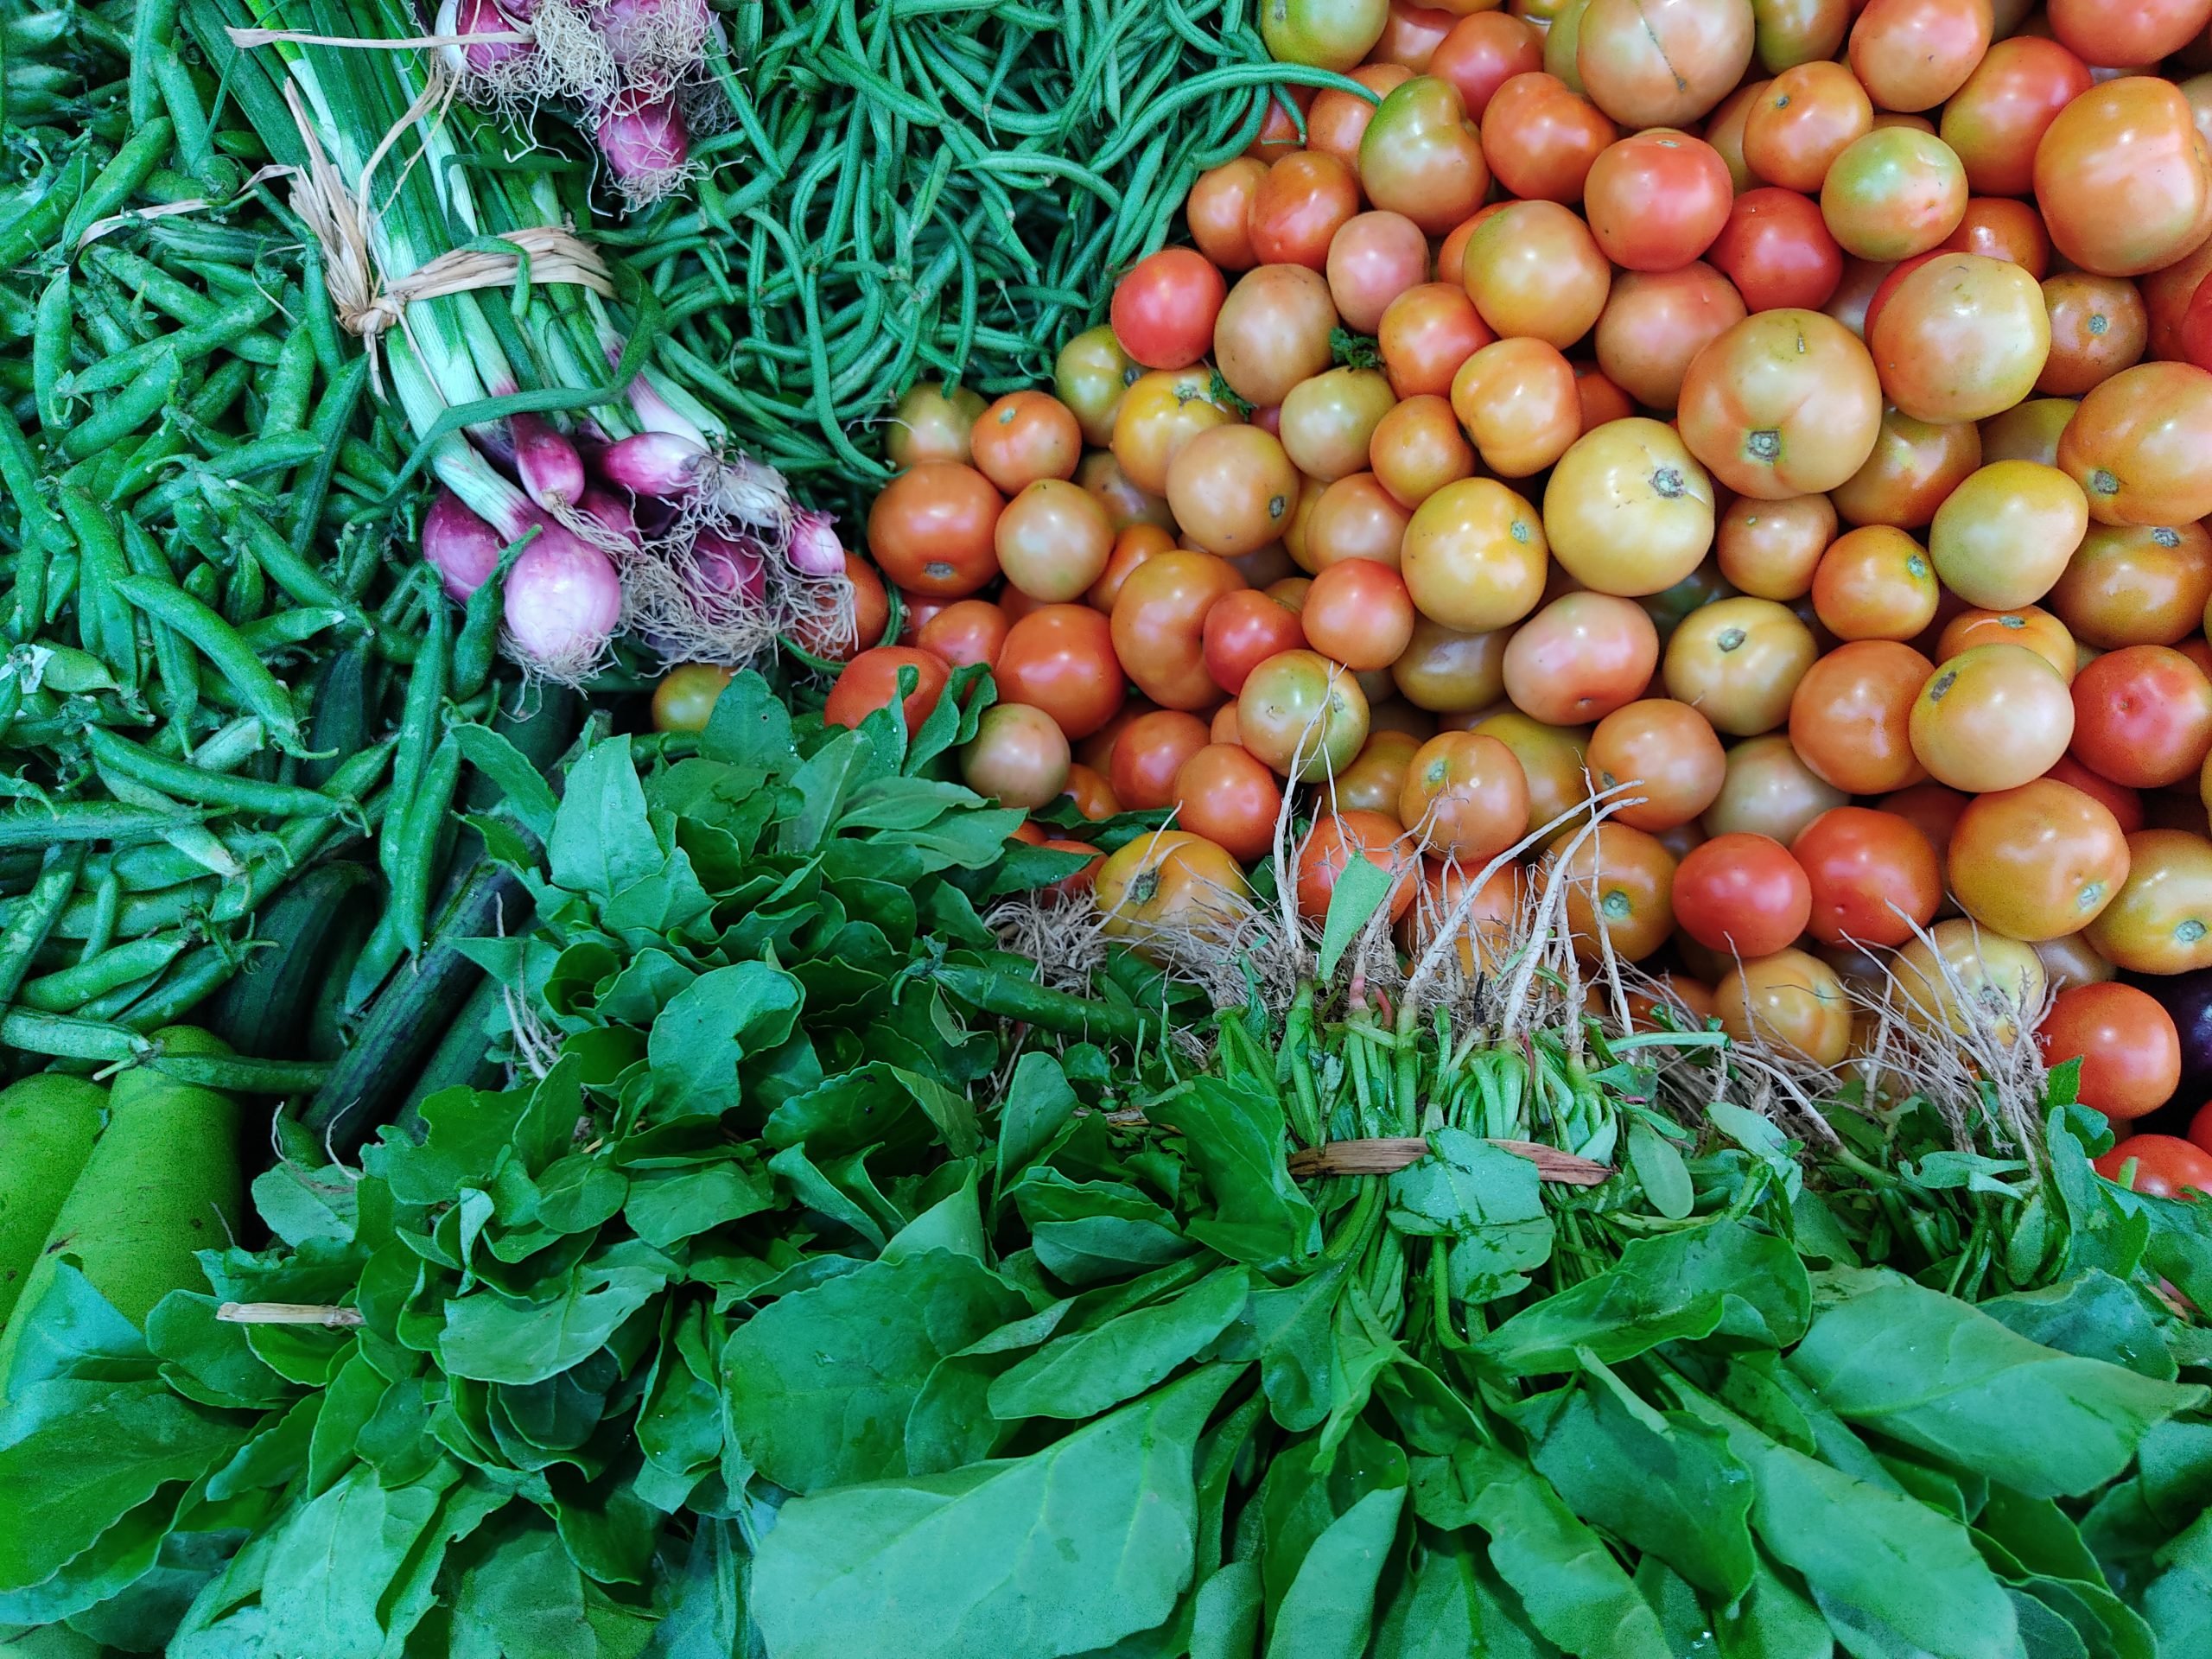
(1677, 308), (1884, 499)
(1586, 698), (1727, 831)
(1500, 591), (1660, 726)
(1707, 188), (1845, 313)
(2096, 1134), (2212, 1197)
(1202, 588), (1306, 696)
(1820, 127), (1968, 263)
(996, 603), (1126, 741)
(1359, 75), (1492, 235)
(1593, 263), (1748, 413)
(1742, 60), (1873, 194)
(1173, 742), (1285, 864)
(2057, 363), (2212, 530)
(1867, 253), (2051, 425)
(1789, 639), (1932, 794)
(1482, 71), (1618, 202)
(867, 463), (1005, 598)
(652, 664), (733, 734)
(1674, 832), (1814, 957)
(1240, 648), (1373, 780)
(1110, 551), (1247, 710)
(1830, 406), (1981, 530)
(1430, 11), (1546, 118)
(1549, 822), (1680, 963)
(2034, 78), (2212, 279)
(1109, 709), (1211, 810)
(2040, 982), (2182, 1121)
(1111, 249), (1228, 371)
(1948, 779), (2131, 942)
(1583, 130), (1734, 270)
(1910, 644), (2077, 794)
(1847, 0), (1992, 115)
(2069, 645), (2212, 791)
(824, 646), (953, 734)
(1576, 0), (1756, 130)
(1791, 806), (1942, 947)
(1095, 830), (1255, 961)
(1717, 947), (1853, 1065)
(2085, 829), (2212, 976)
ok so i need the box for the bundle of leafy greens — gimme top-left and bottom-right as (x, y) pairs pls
(4, 672), (2211, 1657)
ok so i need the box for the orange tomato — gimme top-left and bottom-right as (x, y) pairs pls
(969, 391), (1083, 492)
(1501, 591), (1660, 726)
(1547, 822), (1680, 962)
(1450, 338), (1583, 477)
(1400, 731), (1531, 861)
(1663, 596), (1818, 735)
(1587, 698), (1727, 831)
(1303, 558), (1419, 671)
(1810, 525), (1939, 641)
(1402, 478), (1551, 632)
(1110, 551), (1246, 709)
(2085, 829), (2212, 974)
(1095, 830), (1255, 961)
(1717, 948), (1854, 1064)
(1789, 639), (1933, 794)
(1295, 809), (1419, 922)
(1909, 645), (2076, 792)
(1717, 493), (1837, 601)
(1948, 778), (2129, 942)
(1677, 308), (1885, 498)
(2057, 362), (2212, 529)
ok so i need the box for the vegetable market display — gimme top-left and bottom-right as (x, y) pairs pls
(6, 0), (2212, 1654)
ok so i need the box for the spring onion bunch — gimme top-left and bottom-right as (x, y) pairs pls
(194, 0), (849, 677)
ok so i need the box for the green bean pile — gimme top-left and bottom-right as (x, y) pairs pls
(0, 0), (528, 1087)
(610, 0), (1352, 494)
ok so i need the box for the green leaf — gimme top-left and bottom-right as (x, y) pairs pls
(448, 1519), (599, 1659)
(1527, 1363), (1756, 1601)
(1264, 1484), (1404, 1659)
(1147, 1075), (1319, 1274)
(1978, 1270), (2177, 1381)
(645, 962), (806, 1118)
(1478, 1219), (1809, 1377)
(1713, 1550), (1830, 1659)
(454, 721), (559, 839)
(1789, 1270), (2206, 1498)
(1247, 1262), (1348, 1434)
(996, 1052), (1079, 1192)
(700, 671), (795, 773)
(1389, 1128), (1551, 1303)
(549, 736), (663, 899)
(1626, 1119), (1694, 1221)
(723, 1249), (1027, 1492)
(2143, 1509), (2212, 1658)
(751, 1366), (1238, 1659)
(1013, 1171), (1196, 1287)
(250, 1162), (359, 1249)
(622, 1161), (776, 1250)
(1318, 855), (1394, 979)
(438, 1240), (673, 1387)
(989, 1268), (1249, 1421)
(1443, 1444), (1673, 1659)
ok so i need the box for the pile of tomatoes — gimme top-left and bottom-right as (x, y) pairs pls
(791, 0), (2212, 1189)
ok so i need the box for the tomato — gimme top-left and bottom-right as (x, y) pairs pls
(1449, 339), (1582, 479)
(1586, 698), (1726, 830)
(1708, 188), (1846, 311)
(2069, 645), (2212, 789)
(1548, 822), (1680, 961)
(914, 598), (1009, 671)
(1584, 130), (1733, 270)
(1847, 0), (1991, 114)
(2145, 238), (2212, 364)
(1370, 394), (1478, 509)
(1948, 778), (2130, 941)
(1499, 592), (1657, 727)
(1830, 404), (1981, 528)
(1109, 551), (1246, 710)
(1664, 597), (1817, 735)
(2037, 273), (2149, 399)
(1273, 566), (1400, 687)
(1309, 64), (1417, 166)
(1789, 639), (1932, 793)
(1400, 859), (1527, 974)
(649, 664), (731, 734)
(1244, 86), (1317, 161)
(1239, 648), (1373, 780)
(1470, 710), (1590, 839)
(1675, 833), (1814, 957)
(1053, 334), (1138, 454)
(1925, 461), (2088, 612)
(1109, 249), (1227, 373)
(1892, 918), (2047, 1045)
(1062, 762), (1121, 822)
(960, 702), (1072, 810)
(864, 463), (1005, 601)
(1462, 200), (1611, 350)
(1108, 709), (1211, 810)
(1820, 128), (1967, 261)
(1937, 37), (2092, 200)
(1215, 268), (1338, 411)
(1980, 397), (2077, 469)
(1185, 160), (1268, 274)
(1743, 61), (1874, 194)
(1325, 213), (1430, 336)
(1821, 254), (1892, 341)
(1262, 0), (1390, 69)
(2086, 829), (2212, 973)
(1717, 493), (1837, 600)
(2054, 0), (2212, 67)
(1202, 588), (1306, 696)
(1078, 450), (1176, 532)
(2058, 364), (2212, 529)
(1398, 731), (1530, 861)
(1088, 524), (1176, 613)
(2037, 929), (2119, 995)
(1592, 263), (1748, 413)
(824, 645), (953, 734)
(1810, 525), (1938, 641)
(2050, 524), (2212, 651)
(2044, 753), (2145, 836)
(1704, 76), (1770, 193)
(1911, 645), (2077, 792)
(1379, 282), (1497, 399)
(1431, 11), (1546, 118)
(1867, 254), (2051, 429)
(969, 392), (1083, 495)
(1544, 418), (1716, 597)
(1111, 367), (1236, 496)
(1575, 366), (1637, 431)
(2038, 982), (2180, 1120)
(1301, 473), (1411, 574)
(1339, 728), (1422, 816)
(1792, 806), (1941, 946)
(1716, 947), (1853, 1063)
(1360, 76), (1492, 234)
(1576, 0), (1754, 128)
(1166, 427), (1301, 562)
(1482, 71), (1618, 202)
(796, 553), (889, 664)
(1295, 809), (1419, 922)
(983, 480), (1109, 607)
(997, 603), (1125, 740)
(1250, 151), (1363, 270)
(1678, 309), (1884, 499)
(1402, 477), (1551, 631)
(1936, 198), (2052, 278)
(885, 382), (985, 470)
(2097, 1134), (2212, 1197)
(1392, 614), (1512, 710)
(1095, 830), (1255, 960)
(1173, 743), (1285, 863)
(2035, 78), (2212, 279)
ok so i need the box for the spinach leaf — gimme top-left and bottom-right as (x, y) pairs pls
(1147, 1075), (1319, 1276)
(437, 1241), (674, 1387)
(1262, 1483), (1404, 1659)
(989, 1268), (1249, 1421)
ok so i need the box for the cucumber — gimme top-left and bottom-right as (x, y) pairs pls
(0, 1074), (107, 1330)
(205, 860), (372, 1058)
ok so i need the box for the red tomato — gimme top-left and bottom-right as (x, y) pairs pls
(996, 603), (1126, 741)
(1110, 709), (1211, 810)
(1582, 130), (1734, 270)
(824, 646), (952, 734)
(1185, 160), (1268, 271)
(1707, 188), (1846, 312)
(1305, 558), (1419, 671)
(1250, 150), (1364, 269)
(1482, 71), (1618, 203)
(1111, 551), (1247, 710)
(2095, 1134), (2212, 1198)
(1501, 591), (1660, 726)
(866, 462), (1004, 598)
(1109, 249), (1228, 371)
(1674, 832), (1814, 957)
(2034, 78), (2212, 280)
(1939, 36), (2093, 200)
(1202, 588), (1306, 696)
(2040, 982), (2182, 1120)
(1173, 743), (1285, 863)
(1429, 12), (1545, 119)
(2069, 645), (2212, 790)
(1742, 61), (1872, 194)
(915, 599), (1009, 671)
(1792, 806), (1942, 947)
(1847, 0), (1991, 114)
(2049, 0), (2212, 73)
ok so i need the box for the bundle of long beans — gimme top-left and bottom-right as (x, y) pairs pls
(603, 0), (1358, 491)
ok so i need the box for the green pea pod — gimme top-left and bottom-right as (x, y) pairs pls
(118, 515), (200, 733)
(111, 573), (308, 753)
(86, 245), (219, 328)
(260, 327), (318, 433)
(128, 0), (179, 123)
(0, 842), (85, 1007)
(452, 531), (531, 702)
(30, 266), (70, 434)
(61, 350), (179, 461)
(384, 588), (449, 882)
(86, 728), (350, 820)
(199, 474), (371, 634)
(55, 484), (140, 691)
(20, 932), (189, 1014)
(62, 293), (270, 400)
(391, 730), (463, 955)
(0, 147), (90, 268)
(0, 1007), (143, 1064)
(58, 116), (175, 248)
